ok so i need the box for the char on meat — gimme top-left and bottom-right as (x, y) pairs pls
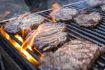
(86, 0), (104, 7)
(74, 12), (102, 27)
(20, 14), (45, 30)
(4, 20), (20, 34)
(50, 7), (78, 21)
(39, 39), (101, 70)
(26, 22), (67, 51)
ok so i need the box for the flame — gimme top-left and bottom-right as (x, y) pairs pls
(50, 3), (61, 22)
(21, 29), (29, 38)
(14, 32), (42, 56)
(14, 34), (33, 51)
(21, 29), (25, 37)
(15, 34), (23, 42)
(0, 27), (10, 40)
(22, 27), (41, 50)
(0, 28), (39, 65)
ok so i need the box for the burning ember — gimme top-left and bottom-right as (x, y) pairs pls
(0, 27), (43, 65)
(50, 3), (61, 22)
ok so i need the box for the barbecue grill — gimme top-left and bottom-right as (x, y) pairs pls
(0, 1), (105, 70)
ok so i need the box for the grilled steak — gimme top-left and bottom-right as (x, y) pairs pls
(4, 14), (44, 34)
(20, 14), (44, 30)
(4, 20), (20, 34)
(39, 39), (101, 70)
(74, 12), (102, 27)
(50, 7), (78, 21)
(26, 22), (67, 51)
(86, 0), (104, 7)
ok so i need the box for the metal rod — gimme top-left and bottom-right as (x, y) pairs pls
(70, 23), (105, 39)
(67, 24), (105, 46)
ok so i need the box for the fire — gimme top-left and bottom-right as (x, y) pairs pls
(21, 29), (25, 37)
(15, 34), (23, 42)
(22, 27), (41, 50)
(14, 34), (33, 51)
(50, 2), (61, 22)
(0, 27), (10, 40)
(0, 28), (39, 65)
(21, 29), (30, 38)
(14, 31), (42, 56)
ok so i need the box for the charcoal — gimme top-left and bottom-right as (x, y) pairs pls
(20, 14), (45, 30)
(74, 12), (102, 27)
(4, 20), (20, 34)
(39, 39), (101, 70)
(50, 7), (78, 21)
(26, 22), (67, 51)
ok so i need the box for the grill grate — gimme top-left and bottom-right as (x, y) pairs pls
(0, 34), (38, 70)
(1, 1), (105, 70)
(67, 7), (105, 46)
(37, 3), (105, 70)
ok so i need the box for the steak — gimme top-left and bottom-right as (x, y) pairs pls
(39, 39), (101, 70)
(74, 12), (102, 27)
(26, 22), (67, 51)
(50, 7), (78, 21)
(4, 14), (45, 34)
(4, 20), (20, 34)
(20, 14), (45, 30)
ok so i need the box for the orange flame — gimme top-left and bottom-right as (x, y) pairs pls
(22, 27), (41, 50)
(0, 28), (39, 65)
(21, 29), (30, 38)
(15, 34), (23, 42)
(14, 32), (42, 56)
(50, 3), (61, 22)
